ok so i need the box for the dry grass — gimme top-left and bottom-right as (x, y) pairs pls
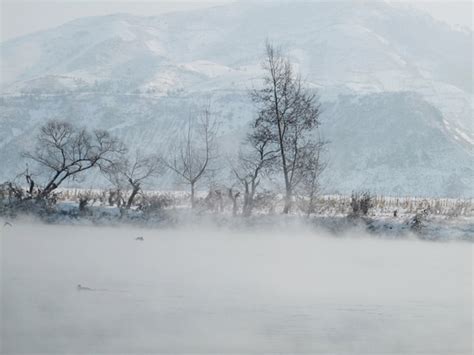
(55, 188), (473, 218)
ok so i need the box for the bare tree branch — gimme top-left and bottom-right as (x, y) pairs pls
(250, 41), (323, 213)
(103, 150), (162, 209)
(164, 105), (219, 208)
(24, 120), (126, 198)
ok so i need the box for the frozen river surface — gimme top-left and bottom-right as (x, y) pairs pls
(1, 223), (472, 354)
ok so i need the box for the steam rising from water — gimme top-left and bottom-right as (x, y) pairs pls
(1, 222), (472, 353)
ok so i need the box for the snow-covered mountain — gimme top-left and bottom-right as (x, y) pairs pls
(0, 1), (472, 196)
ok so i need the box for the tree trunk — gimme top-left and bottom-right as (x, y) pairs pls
(126, 183), (140, 209)
(242, 182), (251, 217)
(283, 187), (292, 214)
(26, 174), (35, 195)
(272, 77), (291, 214)
(40, 183), (58, 199)
(190, 182), (195, 209)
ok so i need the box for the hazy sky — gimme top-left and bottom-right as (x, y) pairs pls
(1, 0), (472, 42)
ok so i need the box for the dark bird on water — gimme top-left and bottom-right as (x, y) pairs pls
(77, 284), (93, 291)
(135, 237), (144, 241)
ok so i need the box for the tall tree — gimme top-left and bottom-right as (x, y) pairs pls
(251, 42), (323, 213)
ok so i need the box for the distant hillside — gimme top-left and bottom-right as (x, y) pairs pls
(0, 1), (472, 196)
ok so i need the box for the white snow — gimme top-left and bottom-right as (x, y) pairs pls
(180, 60), (234, 78)
(0, 1), (472, 196)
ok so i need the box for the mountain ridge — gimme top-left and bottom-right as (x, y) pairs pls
(0, 1), (472, 196)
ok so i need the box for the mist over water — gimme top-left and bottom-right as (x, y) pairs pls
(1, 222), (472, 354)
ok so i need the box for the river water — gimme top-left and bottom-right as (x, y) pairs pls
(1, 223), (471, 354)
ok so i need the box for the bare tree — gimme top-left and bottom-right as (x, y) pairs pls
(295, 140), (326, 216)
(232, 131), (278, 216)
(24, 120), (125, 198)
(165, 106), (218, 208)
(251, 42), (322, 213)
(103, 151), (161, 209)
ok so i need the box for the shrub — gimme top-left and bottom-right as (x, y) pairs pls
(138, 193), (172, 215)
(350, 191), (373, 217)
(409, 208), (429, 232)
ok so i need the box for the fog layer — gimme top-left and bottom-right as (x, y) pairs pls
(1, 223), (472, 353)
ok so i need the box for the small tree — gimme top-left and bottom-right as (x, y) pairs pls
(165, 106), (218, 208)
(251, 42), (322, 213)
(103, 151), (161, 209)
(24, 120), (125, 198)
(232, 131), (277, 217)
(295, 140), (326, 216)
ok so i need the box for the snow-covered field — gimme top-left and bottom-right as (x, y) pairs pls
(1, 222), (472, 354)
